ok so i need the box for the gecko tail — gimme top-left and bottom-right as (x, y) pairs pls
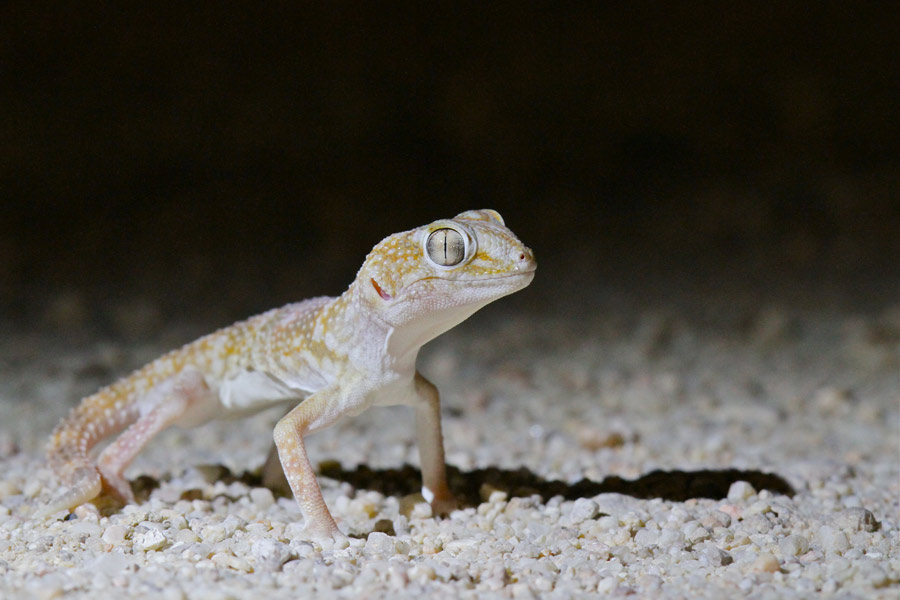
(35, 466), (102, 519)
(37, 386), (137, 519)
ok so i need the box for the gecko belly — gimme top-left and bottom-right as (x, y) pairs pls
(218, 370), (307, 418)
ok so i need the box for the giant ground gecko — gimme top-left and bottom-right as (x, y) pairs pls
(39, 209), (536, 545)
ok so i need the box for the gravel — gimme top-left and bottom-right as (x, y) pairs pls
(0, 287), (897, 599)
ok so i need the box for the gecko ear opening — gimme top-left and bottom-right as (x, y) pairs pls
(371, 278), (392, 301)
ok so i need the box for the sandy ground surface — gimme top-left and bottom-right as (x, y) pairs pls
(0, 276), (897, 599)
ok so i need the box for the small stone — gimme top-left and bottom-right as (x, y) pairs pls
(386, 562), (410, 589)
(597, 577), (618, 593)
(28, 582), (64, 600)
(179, 542), (211, 561)
(365, 531), (396, 558)
(74, 503), (101, 520)
(251, 539), (291, 571)
(86, 552), (129, 577)
(837, 507), (880, 532)
(513, 541), (541, 558)
(778, 535), (810, 557)
(533, 576), (553, 592)
(634, 529), (658, 546)
(175, 529), (200, 544)
(744, 514), (773, 534)
(511, 582), (536, 599)
(751, 552), (781, 573)
(410, 502), (433, 520)
(158, 510), (187, 529)
(132, 526), (167, 552)
(348, 496), (379, 519)
(657, 528), (685, 549)
(746, 499), (771, 516)
(718, 504), (742, 520)
(685, 523), (711, 542)
(68, 519), (103, 538)
(249, 488), (275, 510)
(701, 511), (732, 529)
(704, 547), (734, 566)
(852, 558), (890, 587)
(485, 490), (508, 506)
(570, 498), (600, 522)
(221, 515), (246, 535)
(409, 564), (436, 581)
(101, 524), (128, 546)
(0, 480), (20, 499)
(727, 481), (756, 502)
(289, 540), (317, 559)
(211, 552), (251, 572)
(199, 523), (227, 544)
(595, 516), (618, 530)
(817, 525), (850, 553)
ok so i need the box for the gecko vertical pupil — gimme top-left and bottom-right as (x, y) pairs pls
(426, 228), (466, 266)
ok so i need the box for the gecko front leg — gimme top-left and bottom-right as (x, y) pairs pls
(273, 385), (352, 546)
(267, 373), (455, 539)
(413, 372), (457, 516)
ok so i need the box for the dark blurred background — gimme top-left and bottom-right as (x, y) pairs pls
(2, 2), (898, 331)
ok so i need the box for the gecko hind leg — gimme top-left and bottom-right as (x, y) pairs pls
(96, 369), (215, 504)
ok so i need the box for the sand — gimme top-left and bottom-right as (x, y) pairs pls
(1, 278), (897, 599)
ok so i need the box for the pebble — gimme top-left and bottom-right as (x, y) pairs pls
(249, 488), (275, 510)
(132, 526), (167, 552)
(816, 525), (851, 553)
(570, 498), (600, 522)
(751, 553), (781, 573)
(364, 532), (396, 558)
(101, 524), (128, 545)
(779, 535), (809, 557)
(837, 507), (880, 532)
(86, 552), (129, 577)
(727, 481), (757, 502)
(703, 547), (734, 567)
(251, 539), (291, 571)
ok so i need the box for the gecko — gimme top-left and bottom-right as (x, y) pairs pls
(38, 209), (536, 545)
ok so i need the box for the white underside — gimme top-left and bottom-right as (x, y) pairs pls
(217, 370), (308, 418)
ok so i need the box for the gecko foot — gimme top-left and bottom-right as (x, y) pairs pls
(304, 523), (349, 550)
(98, 470), (136, 506)
(431, 494), (458, 517)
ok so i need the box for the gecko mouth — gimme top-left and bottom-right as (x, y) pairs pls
(399, 270), (536, 297)
(414, 270), (535, 287)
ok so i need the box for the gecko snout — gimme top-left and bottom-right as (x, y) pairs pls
(515, 247), (537, 273)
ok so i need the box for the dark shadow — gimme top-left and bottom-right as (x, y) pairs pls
(223, 462), (794, 507)
(327, 464), (794, 506)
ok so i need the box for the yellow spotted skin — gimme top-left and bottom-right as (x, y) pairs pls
(40, 209), (536, 543)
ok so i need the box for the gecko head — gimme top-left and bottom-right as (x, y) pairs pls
(357, 209), (536, 334)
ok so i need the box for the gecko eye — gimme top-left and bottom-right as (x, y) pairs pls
(425, 228), (466, 267)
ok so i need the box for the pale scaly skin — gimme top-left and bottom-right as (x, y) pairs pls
(39, 209), (536, 545)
